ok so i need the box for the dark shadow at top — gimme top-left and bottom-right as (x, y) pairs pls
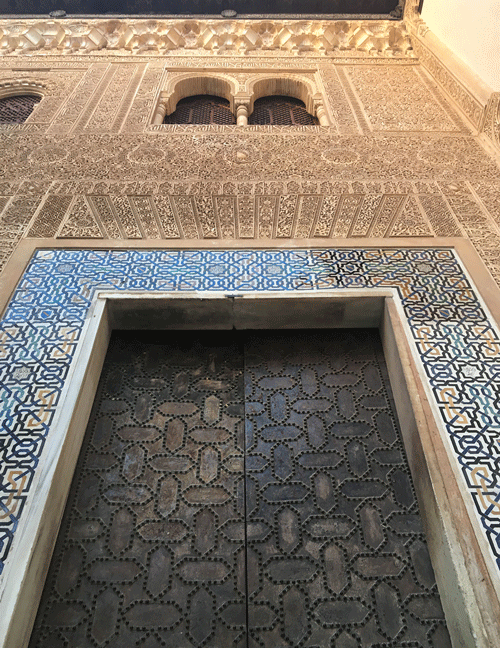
(0, 0), (402, 17)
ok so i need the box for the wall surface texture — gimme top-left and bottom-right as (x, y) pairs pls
(0, 50), (500, 284)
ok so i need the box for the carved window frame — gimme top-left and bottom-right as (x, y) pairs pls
(0, 82), (45, 129)
(150, 70), (333, 130)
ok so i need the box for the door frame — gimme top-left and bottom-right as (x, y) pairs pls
(2, 288), (498, 648)
(1, 239), (500, 648)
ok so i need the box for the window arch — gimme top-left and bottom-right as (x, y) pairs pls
(248, 95), (318, 125)
(0, 94), (41, 124)
(155, 73), (329, 127)
(248, 76), (314, 108)
(163, 94), (235, 125)
(156, 75), (238, 125)
(245, 75), (326, 126)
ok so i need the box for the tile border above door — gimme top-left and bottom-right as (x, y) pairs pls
(1, 241), (500, 648)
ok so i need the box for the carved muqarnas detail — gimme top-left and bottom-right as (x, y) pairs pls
(0, 19), (414, 57)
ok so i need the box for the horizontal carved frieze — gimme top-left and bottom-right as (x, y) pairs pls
(51, 192), (421, 239)
(0, 18), (414, 57)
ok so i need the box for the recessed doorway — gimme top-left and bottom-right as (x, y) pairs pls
(29, 328), (450, 648)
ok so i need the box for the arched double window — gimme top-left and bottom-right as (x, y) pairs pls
(156, 73), (327, 126)
(0, 94), (41, 123)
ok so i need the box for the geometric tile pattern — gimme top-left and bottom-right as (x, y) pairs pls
(0, 247), (499, 578)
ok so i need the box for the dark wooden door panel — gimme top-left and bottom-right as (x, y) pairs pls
(29, 329), (450, 648)
(243, 330), (451, 648)
(29, 332), (247, 648)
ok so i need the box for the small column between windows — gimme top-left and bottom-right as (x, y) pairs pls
(236, 104), (248, 126)
(234, 96), (251, 126)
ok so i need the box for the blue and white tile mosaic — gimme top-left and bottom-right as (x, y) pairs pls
(1, 248), (500, 574)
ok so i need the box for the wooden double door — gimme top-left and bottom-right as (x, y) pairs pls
(30, 329), (450, 648)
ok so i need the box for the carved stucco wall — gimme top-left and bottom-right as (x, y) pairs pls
(0, 53), (500, 285)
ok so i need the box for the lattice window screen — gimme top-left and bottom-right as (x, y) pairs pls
(163, 95), (235, 125)
(249, 95), (318, 125)
(0, 94), (41, 123)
